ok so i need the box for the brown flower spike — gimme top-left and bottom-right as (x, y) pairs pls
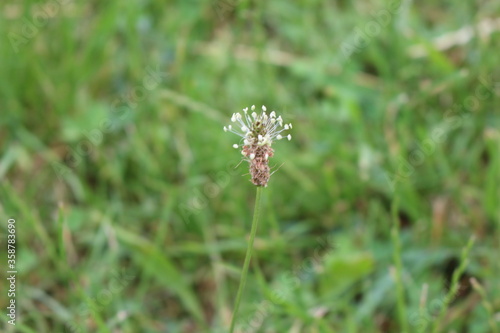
(224, 105), (292, 187)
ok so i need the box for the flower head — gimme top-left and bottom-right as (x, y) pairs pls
(224, 105), (292, 187)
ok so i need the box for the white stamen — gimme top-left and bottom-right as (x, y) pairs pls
(225, 106), (291, 157)
(277, 116), (283, 126)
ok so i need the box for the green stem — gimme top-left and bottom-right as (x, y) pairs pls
(431, 236), (475, 333)
(229, 186), (264, 333)
(391, 197), (409, 333)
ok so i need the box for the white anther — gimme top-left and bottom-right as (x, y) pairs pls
(233, 144), (239, 148)
(251, 105), (255, 111)
(287, 134), (292, 140)
(250, 153), (255, 159)
(223, 126), (228, 132)
(284, 124), (289, 130)
(265, 153), (268, 160)
(276, 134), (282, 140)
(270, 111), (276, 118)
(277, 116), (283, 126)
(262, 105), (267, 111)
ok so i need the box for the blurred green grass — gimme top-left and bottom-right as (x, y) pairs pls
(0, 0), (499, 332)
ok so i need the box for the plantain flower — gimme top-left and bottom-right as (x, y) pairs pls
(224, 105), (292, 187)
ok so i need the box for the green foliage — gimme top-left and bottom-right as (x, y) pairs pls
(0, 0), (499, 332)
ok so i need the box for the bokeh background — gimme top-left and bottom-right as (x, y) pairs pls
(1, 1), (500, 332)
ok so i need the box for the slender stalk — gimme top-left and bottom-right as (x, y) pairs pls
(431, 236), (475, 333)
(391, 197), (409, 333)
(470, 277), (498, 333)
(229, 186), (264, 332)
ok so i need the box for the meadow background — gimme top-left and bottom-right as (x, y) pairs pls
(1, 0), (500, 332)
